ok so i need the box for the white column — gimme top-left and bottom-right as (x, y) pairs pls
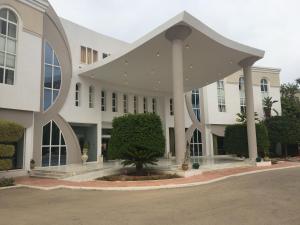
(166, 25), (192, 164)
(171, 39), (186, 164)
(243, 65), (258, 160)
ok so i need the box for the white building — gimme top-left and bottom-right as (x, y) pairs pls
(0, 0), (281, 176)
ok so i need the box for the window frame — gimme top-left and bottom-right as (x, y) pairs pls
(239, 76), (246, 113)
(217, 80), (226, 112)
(152, 98), (157, 114)
(101, 90), (106, 112)
(123, 94), (128, 114)
(170, 98), (174, 116)
(134, 96), (138, 114)
(89, 85), (95, 108)
(75, 83), (81, 107)
(112, 92), (118, 112)
(143, 97), (148, 113)
(192, 89), (201, 121)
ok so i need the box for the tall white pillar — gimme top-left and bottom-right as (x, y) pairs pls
(166, 25), (192, 164)
(243, 64), (258, 160)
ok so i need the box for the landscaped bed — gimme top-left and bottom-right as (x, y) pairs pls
(98, 172), (180, 181)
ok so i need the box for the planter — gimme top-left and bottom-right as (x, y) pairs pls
(81, 148), (89, 165)
(30, 160), (35, 170)
(256, 161), (272, 167)
(182, 163), (189, 171)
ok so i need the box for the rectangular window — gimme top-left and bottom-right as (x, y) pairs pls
(143, 97), (148, 113)
(152, 98), (157, 114)
(134, 96), (138, 114)
(93, 50), (98, 63)
(123, 94), (128, 113)
(112, 92), (118, 112)
(89, 86), (94, 108)
(101, 90), (106, 112)
(80, 46), (86, 64)
(170, 98), (174, 116)
(87, 48), (92, 64)
(217, 80), (226, 112)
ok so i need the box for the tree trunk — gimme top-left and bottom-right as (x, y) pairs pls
(136, 163), (143, 176)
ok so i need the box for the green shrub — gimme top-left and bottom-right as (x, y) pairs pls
(0, 144), (15, 157)
(192, 163), (200, 169)
(0, 120), (24, 143)
(0, 159), (13, 171)
(0, 178), (15, 187)
(109, 113), (165, 174)
(224, 123), (270, 158)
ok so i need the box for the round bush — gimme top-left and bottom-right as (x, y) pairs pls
(0, 145), (15, 157)
(0, 159), (13, 171)
(0, 120), (24, 143)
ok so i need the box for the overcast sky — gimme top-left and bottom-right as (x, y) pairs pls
(49, 0), (300, 83)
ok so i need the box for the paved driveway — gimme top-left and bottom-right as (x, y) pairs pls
(1, 167), (300, 225)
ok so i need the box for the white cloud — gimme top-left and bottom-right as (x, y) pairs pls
(49, 0), (300, 83)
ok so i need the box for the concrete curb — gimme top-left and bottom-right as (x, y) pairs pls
(2, 164), (300, 192)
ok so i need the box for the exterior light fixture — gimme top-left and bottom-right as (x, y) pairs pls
(190, 64), (193, 69)
(124, 60), (128, 65)
(185, 44), (190, 49)
(156, 52), (160, 57)
(124, 72), (128, 77)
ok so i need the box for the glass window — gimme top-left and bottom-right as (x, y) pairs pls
(170, 98), (174, 116)
(41, 121), (67, 167)
(89, 86), (95, 108)
(93, 50), (98, 63)
(43, 42), (61, 111)
(101, 90), (106, 111)
(87, 48), (92, 64)
(134, 96), (138, 114)
(190, 129), (202, 159)
(0, 9), (17, 85)
(152, 98), (157, 114)
(112, 92), (118, 112)
(217, 80), (226, 112)
(192, 89), (201, 121)
(123, 94), (128, 113)
(239, 76), (246, 113)
(143, 97), (148, 113)
(261, 79), (269, 99)
(80, 46), (86, 64)
(75, 83), (81, 107)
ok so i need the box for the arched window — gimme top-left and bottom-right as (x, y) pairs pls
(190, 129), (202, 158)
(192, 89), (200, 121)
(261, 79), (269, 99)
(0, 8), (18, 85)
(89, 86), (95, 108)
(44, 42), (61, 111)
(239, 77), (246, 113)
(42, 121), (67, 167)
(75, 83), (81, 107)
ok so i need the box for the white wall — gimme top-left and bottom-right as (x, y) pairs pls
(0, 30), (42, 112)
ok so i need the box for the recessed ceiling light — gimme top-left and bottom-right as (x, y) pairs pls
(156, 52), (160, 57)
(185, 44), (190, 49)
(189, 64), (193, 69)
(158, 80), (161, 84)
(124, 60), (128, 65)
(229, 60), (233, 64)
(124, 72), (128, 77)
(185, 78), (189, 81)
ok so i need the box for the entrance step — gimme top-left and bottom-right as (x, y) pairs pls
(30, 169), (74, 179)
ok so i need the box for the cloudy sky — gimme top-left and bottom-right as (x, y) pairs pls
(49, 0), (300, 83)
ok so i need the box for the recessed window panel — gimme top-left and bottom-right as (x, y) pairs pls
(5, 69), (14, 85)
(0, 36), (5, 51)
(44, 88), (52, 111)
(0, 9), (7, 19)
(50, 147), (59, 166)
(0, 20), (6, 35)
(51, 122), (60, 145)
(53, 67), (61, 89)
(61, 134), (65, 146)
(44, 65), (52, 88)
(7, 23), (16, 38)
(8, 11), (17, 23)
(7, 39), (16, 53)
(54, 55), (59, 66)
(0, 52), (4, 66)
(42, 122), (51, 145)
(53, 90), (59, 103)
(45, 42), (53, 65)
(60, 147), (67, 165)
(0, 68), (3, 83)
(42, 147), (50, 167)
(6, 54), (15, 68)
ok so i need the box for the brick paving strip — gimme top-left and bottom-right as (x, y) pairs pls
(7, 161), (300, 191)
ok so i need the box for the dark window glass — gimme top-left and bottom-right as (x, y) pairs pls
(5, 69), (14, 85)
(53, 67), (61, 89)
(50, 147), (59, 166)
(0, 9), (7, 19)
(42, 122), (51, 145)
(7, 23), (16, 38)
(44, 88), (52, 111)
(8, 11), (17, 23)
(42, 147), (50, 167)
(60, 147), (67, 165)
(44, 65), (52, 88)
(54, 55), (59, 66)
(53, 90), (59, 103)
(51, 122), (60, 145)
(0, 20), (7, 35)
(45, 42), (53, 64)
(61, 133), (65, 146)
(0, 67), (3, 83)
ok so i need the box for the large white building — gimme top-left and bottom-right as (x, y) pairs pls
(0, 0), (281, 176)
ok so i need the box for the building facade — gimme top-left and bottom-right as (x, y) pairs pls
(0, 0), (281, 176)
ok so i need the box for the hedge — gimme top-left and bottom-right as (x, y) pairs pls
(0, 120), (24, 143)
(224, 123), (270, 158)
(0, 145), (15, 158)
(108, 113), (165, 162)
(0, 159), (13, 171)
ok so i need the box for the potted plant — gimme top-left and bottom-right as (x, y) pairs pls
(192, 162), (200, 170)
(81, 143), (89, 165)
(30, 159), (35, 170)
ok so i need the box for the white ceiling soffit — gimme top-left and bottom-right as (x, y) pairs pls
(80, 11), (265, 93)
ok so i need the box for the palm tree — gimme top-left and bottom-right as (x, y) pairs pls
(263, 97), (278, 119)
(236, 111), (260, 124)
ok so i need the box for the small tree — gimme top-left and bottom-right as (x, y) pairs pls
(280, 82), (300, 118)
(262, 97), (278, 119)
(109, 113), (165, 175)
(236, 111), (260, 124)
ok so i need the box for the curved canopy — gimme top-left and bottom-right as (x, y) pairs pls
(80, 11), (264, 93)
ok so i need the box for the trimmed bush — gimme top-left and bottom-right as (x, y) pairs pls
(0, 178), (15, 187)
(0, 159), (13, 171)
(224, 123), (270, 158)
(109, 113), (165, 174)
(0, 120), (24, 143)
(0, 144), (15, 157)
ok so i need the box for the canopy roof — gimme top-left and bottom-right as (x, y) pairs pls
(80, 11), (264, 93)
